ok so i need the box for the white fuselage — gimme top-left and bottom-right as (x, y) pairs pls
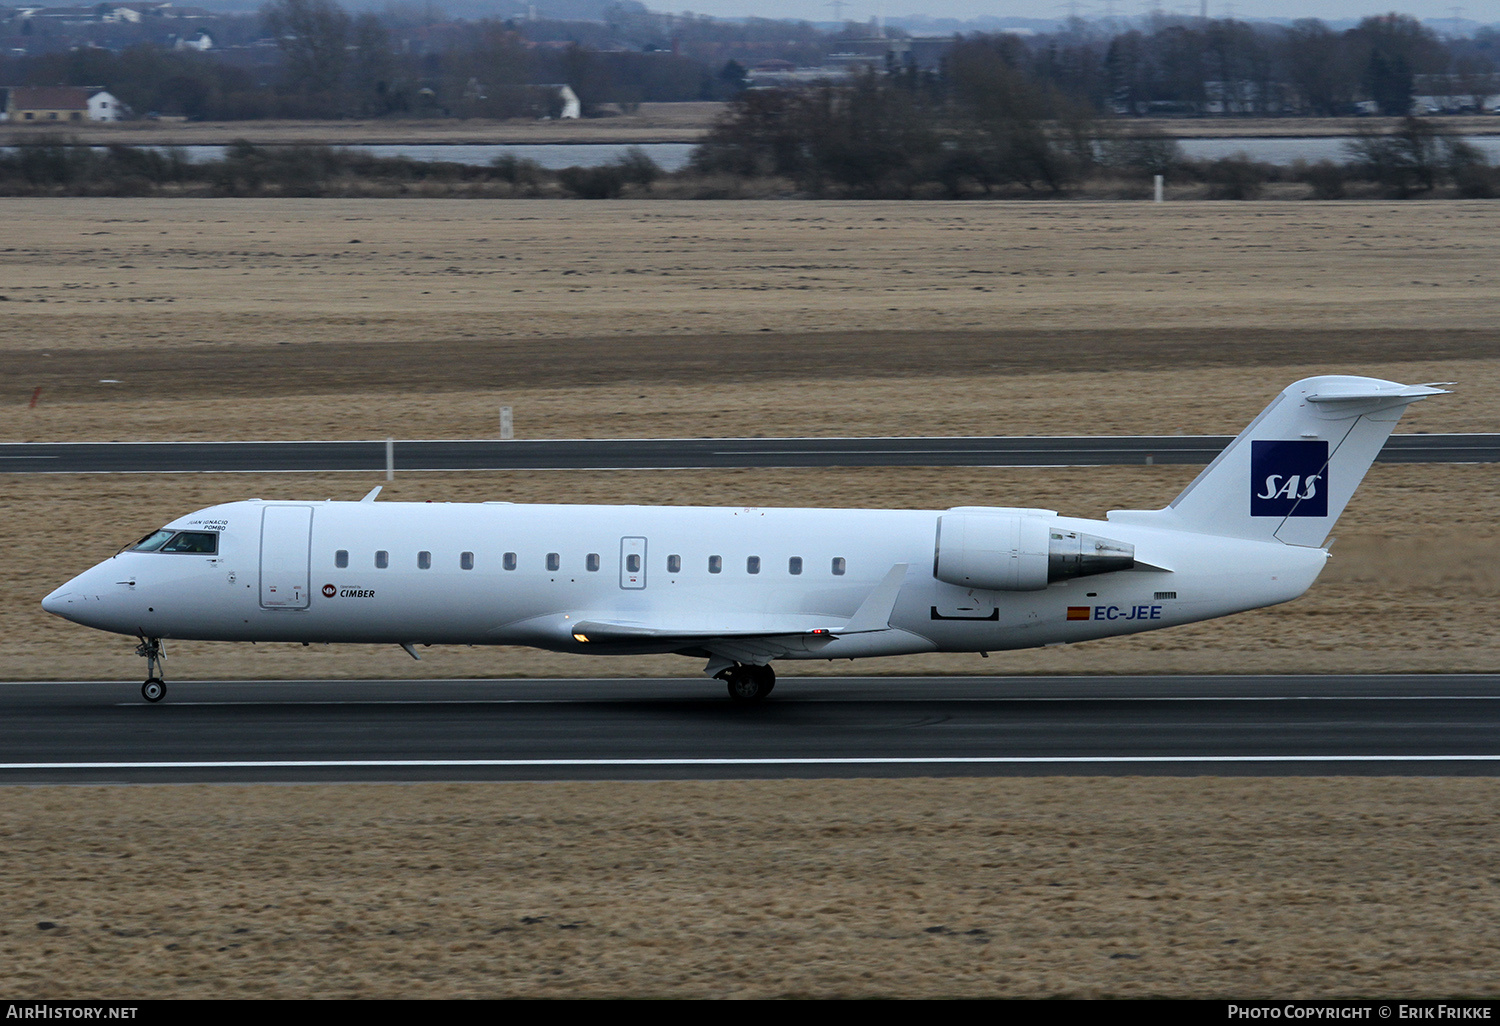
(43, 498), (1328, 664)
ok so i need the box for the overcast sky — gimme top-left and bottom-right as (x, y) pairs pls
(669, 2), (1499, 26)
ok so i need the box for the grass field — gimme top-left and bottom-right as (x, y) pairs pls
(4, 197), (1496, 680)
(4, 108), (1498, 147)
(2, 197), (1498, 998)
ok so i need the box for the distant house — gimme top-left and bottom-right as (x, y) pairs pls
(171, 29), (212, 51)
(87, 89), (122, 120)
(1, 86), (123, 121)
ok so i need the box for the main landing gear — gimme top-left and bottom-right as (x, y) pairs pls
(717, 663), (775, 703)
(135, 636), (166, 703)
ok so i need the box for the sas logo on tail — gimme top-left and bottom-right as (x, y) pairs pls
(1250, 440), (1328, 518)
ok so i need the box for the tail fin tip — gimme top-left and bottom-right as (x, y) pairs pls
(1108, 375), (1449, 547)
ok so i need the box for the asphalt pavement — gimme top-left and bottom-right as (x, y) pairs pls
(0, 433), (1493, 474)
(3, 675), (1497, 783)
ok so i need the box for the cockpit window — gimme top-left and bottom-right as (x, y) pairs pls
(132, 530), (218, 554)
(161, 531), (219, 554)
(131, 530), (175, 552)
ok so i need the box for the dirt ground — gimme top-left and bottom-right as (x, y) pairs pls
(3, 198), (1499, 998)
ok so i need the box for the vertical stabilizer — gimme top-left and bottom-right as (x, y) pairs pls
(1108, 376), (1447, 547)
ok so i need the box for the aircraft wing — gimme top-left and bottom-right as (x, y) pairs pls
(568, 615), (841, 644)
(526, 564), (912, 670)
(566, 616), (841, 675)
(568, 564), (909, 645)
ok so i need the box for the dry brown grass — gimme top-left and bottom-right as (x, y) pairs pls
(4, 199), (1499, 443)
(5, 198), (1497, 679)
(3, 198), (1499, 999)
(4, 199), (1500, 353)
(1, 778), (1495, 999)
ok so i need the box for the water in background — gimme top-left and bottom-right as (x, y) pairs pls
(121, 142), (699, 171)
(1178, 135), (1500, 164)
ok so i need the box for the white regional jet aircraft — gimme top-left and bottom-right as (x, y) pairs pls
(43, 375), (1444, 704)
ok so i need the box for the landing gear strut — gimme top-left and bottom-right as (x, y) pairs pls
(718, 663), (775, 703)
(135, 636), (166, 703)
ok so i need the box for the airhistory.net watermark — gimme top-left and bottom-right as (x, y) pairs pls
(5, 1008), (137, 1020)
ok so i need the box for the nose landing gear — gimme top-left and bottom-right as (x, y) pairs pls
(135, 636), (166, 703)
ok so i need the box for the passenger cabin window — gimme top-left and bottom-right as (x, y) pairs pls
(546, 553), (560, 572)
(667, 554), (681, 574)
(461, 552), (474, 570)
(375, 550), (389, 569)
(708, 555), (722, 574)
(789, 556), (802, 575)
(747, 556), (761, 574)
(335, 550), (349, 569)
(626, 554), (641, 573)
(586, 553), (601, 572)
(503, 552), (517, 571)
(418, 551), (431, 570)
(832, 557), (846, 576)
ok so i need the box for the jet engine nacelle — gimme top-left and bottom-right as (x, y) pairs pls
(933, 512), (1137, 592)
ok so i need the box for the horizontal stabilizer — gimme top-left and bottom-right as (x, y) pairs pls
(1305, 381), (1450, 404)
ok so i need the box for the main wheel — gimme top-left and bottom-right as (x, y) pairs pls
(141, 678), (165, 703)
(723, 665), (775, 703)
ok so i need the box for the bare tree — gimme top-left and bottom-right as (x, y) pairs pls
(262, 0), (351, 99)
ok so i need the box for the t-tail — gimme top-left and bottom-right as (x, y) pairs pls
(1109, 375), (1448, 547)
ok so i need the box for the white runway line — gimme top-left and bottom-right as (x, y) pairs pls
(4, 755), (1500, 770)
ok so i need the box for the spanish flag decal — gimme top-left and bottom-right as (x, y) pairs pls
(1066, 606), (1091, 621)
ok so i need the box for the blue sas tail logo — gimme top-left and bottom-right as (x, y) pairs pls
(1251, 440), (1328, 518)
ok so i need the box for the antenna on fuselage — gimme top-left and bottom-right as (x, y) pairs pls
(361, 486), (382, 503)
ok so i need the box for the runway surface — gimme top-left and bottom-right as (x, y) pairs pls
(3, 675), (1498, 783)
(0, 433), (1493, 474)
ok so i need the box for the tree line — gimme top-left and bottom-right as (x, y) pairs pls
(1, 4), (1498, 122)
(0, 0), (746, 120)
(3, 114), (1494, 200)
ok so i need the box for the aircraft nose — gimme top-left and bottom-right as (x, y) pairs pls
(41, 586), (74, 618)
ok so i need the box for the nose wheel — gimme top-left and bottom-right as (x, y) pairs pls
(134, 636), (166, 703)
